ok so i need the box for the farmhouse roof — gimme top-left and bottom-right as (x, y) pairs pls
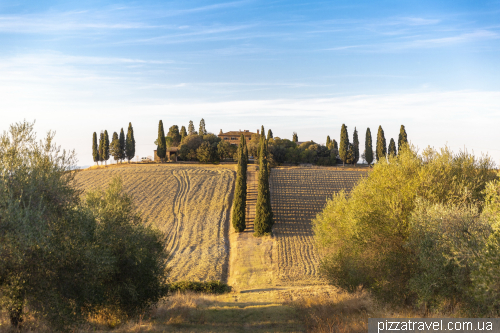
(218, 130), (258, 136)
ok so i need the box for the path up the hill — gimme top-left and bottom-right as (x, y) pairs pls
(228, 164), (275, 291)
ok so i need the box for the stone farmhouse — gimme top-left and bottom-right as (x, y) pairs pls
(218, 129), (259, 145)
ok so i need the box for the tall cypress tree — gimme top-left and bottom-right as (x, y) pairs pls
(254, 129), (273, 236)
(353, 127), (359, 165)
(110, 132), (121, 162)
(180, 126), (187, 143)
(119, 128), (125, 163)
(376, 125), (386, 162)
(232, 134), (247, 232)
(99, 132), (105, 165)
(125, 122), (135, 163)
(157, 120), (166, 162)
(243, 136), (249, 163)
(199, 119), (207, 136)
(92, 132), (99, 165)
(339, 124), (349, 166)
(388, 138), (396, 158)
(188, 121), (196, 135)
(103, 130), (110, 165)
(292, 132), (298, 143)
(332, 139), (338, 150)
(398, 125), (408, 155)
(267, 129), (273, 139)
(365, 128), (374, 166)
(326, 135), (331, 149)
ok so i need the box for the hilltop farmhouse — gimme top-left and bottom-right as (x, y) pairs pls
(218, 129), (259, 145)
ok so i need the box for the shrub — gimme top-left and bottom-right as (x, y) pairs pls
(168, 281), (232, 294)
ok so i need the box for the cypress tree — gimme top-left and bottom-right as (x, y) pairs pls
(99, 132), (104, 165)
(103, 130), (110, 165)
(339, 124), (349, 167)
(157, 120), (166, 162)
(188, 121), (196, 135)
(232, 134), (247, 232)
(267, 129), (273, 139)
(398, 125), (408, 154)
(110, 132), (121, 162)
(376, 125), (387, 162)
(199, 119), (207, 136)
(332, 139), (338, 150)
(119, 128), (125, 163)
(243, 136), (249, 163)
(365, 128), (374, 166)
(92, 132), (99, 165)
(292, 132), (298, 143)
(125, 122), (135, 163)
(254, 129), (273, 236)
(180, 126), (187, 142)
(326, 135), (331, 149)
(353, 127), (359, 165)
(388, 138), (396, 157)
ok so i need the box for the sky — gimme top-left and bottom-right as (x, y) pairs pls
(0, 0), (499, 166)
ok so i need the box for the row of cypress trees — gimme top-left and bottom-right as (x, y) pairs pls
(156, 119), (208, 161)
(231, 134), (248, 232)
(92, 123), (135, 165)
(336, 124), (408, 165)
(254, 126), (274, 236)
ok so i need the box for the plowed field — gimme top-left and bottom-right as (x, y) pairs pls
(74, 164), (235, 283)
(270, 168), (366, 285)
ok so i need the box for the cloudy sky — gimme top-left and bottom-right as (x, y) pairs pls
(1, 0), (499, 166)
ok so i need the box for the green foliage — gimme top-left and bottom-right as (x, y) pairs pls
(188, 120), (196, 135)
(167, 125), (181, 147)
(217, 140), (235, 160)
(103, 130), (110, 165)
(199, 118), (207, 136)
(326, 135), (331, 149)
(314, 145), (497, 304)
(168, 281), (232, 294)
(398, 125), (408, 155)
(292, 132), (298, 143)
(353, 127), (359, 165)
(92, 132), (99, 164)
(254, 134), (274, 236)
(365, 128), (373, 165)
(196, 141), (219, 163)
(179, 135), (203, 161)
(99, 132), (105, 163)
(339, 124), (349, 166)
(110, 131), (122, 161)
(376, 125), (386, 162)
(125, 122), (135, 162)
(119, 128), (125, 162)
(156, 120), (166, 161)
(232, 135), (247, 232)
(267, 129), (273, 139)
(180, 125), (187, 142)
(388, 138), (396, 157)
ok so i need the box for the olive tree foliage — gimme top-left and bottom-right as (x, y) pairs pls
(314, 145), (497, 306)
(0, 121), (170, 331)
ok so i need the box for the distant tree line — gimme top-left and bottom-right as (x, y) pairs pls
(155, 118), (237, 163)
(92, 122), (135, 165)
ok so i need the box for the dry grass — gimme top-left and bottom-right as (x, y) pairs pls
(270, 169), (367, 285)
(74, 164), (235, 282)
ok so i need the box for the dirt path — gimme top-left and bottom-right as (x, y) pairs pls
(228, 164), (275, 292)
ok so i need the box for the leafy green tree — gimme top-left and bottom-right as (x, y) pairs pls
(92, 132), (99, 165)
(103, 130), (110, 165)
(376, 125), (386, 162)
(196, 141), (218, 163)
(125, 122), (135, 162)
(156, 120), (166, 162)
(332, 139), (338, 151)
(339, 124), (349, 166)
(292, 132), (298, 143)
(180, 125), (187, 142)
(353, 127), (359, 165)
(365, 128), (373, 165)
(326, 135), (331, 149)
(178, 135), (203, 161)
(267, 129), (273, 139)
(398, 125), (408, 155)
(119, 128), (125, 163)
(232, 134), (247, 232)
(188, 120), (196, 135)
(217, 140), (233, 160)
(254, 131), (274, 236)
(199, 118), (207, 136)
(167, 125), (181, 147)
(388, 138), (396, 157)
(99, 132), (105, 164)
(110, 131), (122, 162)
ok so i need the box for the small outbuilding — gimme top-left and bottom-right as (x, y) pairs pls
(154, 147), (179, 162)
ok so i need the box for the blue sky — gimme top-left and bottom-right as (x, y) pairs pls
(1, 0), (499, 165)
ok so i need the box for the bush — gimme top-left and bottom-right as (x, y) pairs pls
(168, 281), (232, 294)
(313, 145), (497, 305)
